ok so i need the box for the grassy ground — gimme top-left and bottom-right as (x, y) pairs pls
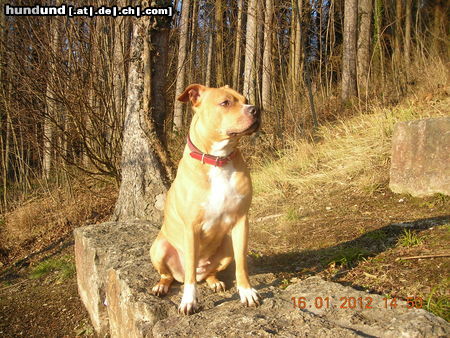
(0, 93), (449, 335)
(248, 96), (450, 321)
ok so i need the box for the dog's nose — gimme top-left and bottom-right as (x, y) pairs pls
(246, 105), (260, 117)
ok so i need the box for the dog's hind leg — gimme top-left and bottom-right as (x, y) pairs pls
(150, 233), (183, 296)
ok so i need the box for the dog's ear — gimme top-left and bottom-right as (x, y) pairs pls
(177, 84), (206, 106)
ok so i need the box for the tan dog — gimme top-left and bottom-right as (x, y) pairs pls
(150, 84), (261, 315)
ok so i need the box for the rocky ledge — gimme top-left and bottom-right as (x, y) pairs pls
(74, 221), (449, 337)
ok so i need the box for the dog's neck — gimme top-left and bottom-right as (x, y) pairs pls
(189, 118), (239, 158)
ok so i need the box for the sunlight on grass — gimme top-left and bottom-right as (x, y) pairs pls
(252, 99), (448, 204)
(425, 279), (450, 322)
(29, 255), (76, 281)
(325, 247), (370, 268)
(397, 229), (423, 247)
(284, 207), (301, 221)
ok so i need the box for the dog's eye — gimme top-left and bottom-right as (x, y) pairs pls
(220, 100), (231, 107)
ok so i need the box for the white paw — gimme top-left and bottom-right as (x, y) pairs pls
(237, 287), (261, 307)
(178, 283), (198, 315)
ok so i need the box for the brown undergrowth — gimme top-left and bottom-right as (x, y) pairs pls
(0, 176), (117, 267)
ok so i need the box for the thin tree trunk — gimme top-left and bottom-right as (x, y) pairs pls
(0, 0), (9, 208)
(205, 29), (213, 87)
(394, 0), (403, 61)
(404, 0), (412, 64)
(262, 0), (273, 111)
(294, 0), (302, 87)
(113, 18), (168, 222)
(188, 0), (198, 84)
(43, 18), (60, 179)
(288, 0), (303, 97)
(288, 0), (296, 92)
(342, 0), (358, 100)
(112, 0), (126, 157)
(431, 0), (445, 54)
(243, 0), (257, 103)
(357, 0), (373, 97)
(150, 7), (171, 142)
(215, 0), (224, 86)
(373, 0), (384, 85)
(232, 0), (243, 90)
(255, 0), (264, 106)
(173, 0), (190, 131)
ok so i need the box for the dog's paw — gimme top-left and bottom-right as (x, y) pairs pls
(152, 283), (169, 297)
(178, 284), (198, 315)
(209, 280), (226, 293)
(237, 287), (261, 307)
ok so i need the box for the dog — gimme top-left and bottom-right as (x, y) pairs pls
(150, 84), (262, 315)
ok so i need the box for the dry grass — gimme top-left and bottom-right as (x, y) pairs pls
(0, 176), (117, 263)
(252, 97), (449, 206)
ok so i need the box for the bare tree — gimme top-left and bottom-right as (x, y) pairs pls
(404, 0), (412, 64)
(150, 4), (171, 143)
(215, 0), (225, 86)
(262, 0), (274, 111)
(357, 0), (373, 97)
(205, 29), (213, 87)
(113, 18), (168, 222)
(232, 0), (244, 90)
(43, 18), (60, 179)
(173, 0), (190, 131)
(394, 0), (403, 61)
(342, 0), (358, 100)
(243, 0), (257, 103)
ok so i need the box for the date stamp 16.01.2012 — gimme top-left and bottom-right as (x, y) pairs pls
(291, 296), (423, 310)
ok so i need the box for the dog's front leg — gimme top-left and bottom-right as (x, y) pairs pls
(178, 226), (199, 315)
(232, 216), (261, 307)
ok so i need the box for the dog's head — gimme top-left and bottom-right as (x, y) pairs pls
(178, 84), (261, 146)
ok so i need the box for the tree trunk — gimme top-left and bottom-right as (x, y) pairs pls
(431, 0), (445, 55)
(205, 30), (213, 87)
(357, 0), (373, 97)
(173, 0), (190, 131)
(342, 0), (358, 101)
(113, 18), (168, 223)
(112, 0), (127, 155)
(232, 0), (244, 90)
(243, 0), (257, 103)
(404, 0), (412, 64)
(262, 0), (273, 111)
(294, 0), (302, 88)
(0, 0), (10, 208)
(215, 0), (224, 86)
(188, 0), (199, 84)
(255, 0), (265, 106)
(43, 18), (60, 179)
(150, 6), (171, 142)
(373, 0), (384, 84)
(394, 0), (402, 60)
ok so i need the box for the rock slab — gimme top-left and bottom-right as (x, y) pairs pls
(75, 222), (450, 337)
(390, 117), (450, 197)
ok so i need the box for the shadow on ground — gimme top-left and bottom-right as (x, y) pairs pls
(250, 215), (450, 279)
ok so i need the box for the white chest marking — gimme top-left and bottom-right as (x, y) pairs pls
(202, 142), (243, 232)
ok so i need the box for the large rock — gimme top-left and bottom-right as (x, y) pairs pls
(75, 222), (450, 337)
(390, 117), (450, 197)
(74, 221), (172, 336)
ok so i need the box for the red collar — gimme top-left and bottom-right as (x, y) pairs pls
(187, 134), (236, 167)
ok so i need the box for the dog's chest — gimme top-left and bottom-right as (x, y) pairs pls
(202, 164), (243, 231)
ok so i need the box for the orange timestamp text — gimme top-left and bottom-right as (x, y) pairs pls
(291, 296), (423, 310)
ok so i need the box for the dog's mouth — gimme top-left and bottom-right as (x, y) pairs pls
(227, 119), (261, 137)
